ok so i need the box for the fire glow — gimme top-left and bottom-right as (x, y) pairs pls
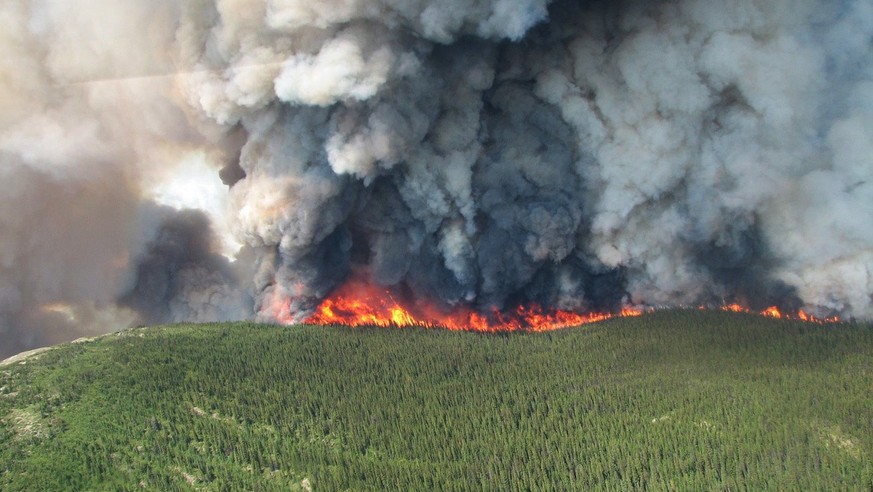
(267, 277), (841, 332)
(303, 280), (643, 332)
(718, 303), (839, 324)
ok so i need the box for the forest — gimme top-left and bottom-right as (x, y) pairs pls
(1, 310), (872, 490)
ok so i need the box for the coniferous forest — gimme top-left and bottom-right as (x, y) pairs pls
(1, 310), (872, 490)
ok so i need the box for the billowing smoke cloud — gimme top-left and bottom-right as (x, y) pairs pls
(2, 0), (872, 356)
(0, 0), (247, 358)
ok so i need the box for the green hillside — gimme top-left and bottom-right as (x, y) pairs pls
(1, 310), (872, 490)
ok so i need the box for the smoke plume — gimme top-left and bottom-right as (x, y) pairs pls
(1, 0), (872, 356)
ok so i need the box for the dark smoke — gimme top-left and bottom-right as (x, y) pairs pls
(2, 0), (872, 356)
(120, 208), (249, 326)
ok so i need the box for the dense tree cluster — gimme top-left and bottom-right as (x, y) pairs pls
(1, 311), (871, 490)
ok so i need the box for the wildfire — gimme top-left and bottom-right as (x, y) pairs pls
(300, 278), (643, 332)
(266, 275), (641, 332)
(719, 303), (839, 323)
(267, 278), (840, 332)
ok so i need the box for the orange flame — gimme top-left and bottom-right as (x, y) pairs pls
(277, 276), (644, 332)
(270, 278), (840, 332)
(719, 303), (839, 323)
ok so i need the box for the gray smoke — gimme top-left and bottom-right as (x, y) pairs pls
(2, 0), (872, 356)
(0, 0), (247, 357)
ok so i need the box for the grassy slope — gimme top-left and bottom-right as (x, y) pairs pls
(1, 310), (872, 490)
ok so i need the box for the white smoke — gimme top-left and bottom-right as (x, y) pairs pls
(0, 0), (247, 357)
(1, 0), (872, 356)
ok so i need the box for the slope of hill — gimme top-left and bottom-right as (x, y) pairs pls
(1, 310), (872, 490)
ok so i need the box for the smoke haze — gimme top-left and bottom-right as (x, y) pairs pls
(1, 0), (871, 356)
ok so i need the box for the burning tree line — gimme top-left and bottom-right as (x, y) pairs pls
(264, 270), (842, 332)
(278, 277), (841, 330)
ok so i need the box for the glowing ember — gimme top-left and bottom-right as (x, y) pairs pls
(719, 303), (839, 323)
(268, 278), (841, 332)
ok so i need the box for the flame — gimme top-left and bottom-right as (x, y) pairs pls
(721, 303), (746, 313)
(269, 277), (840, 332)
(719, 304), (839, 323)
(761, 306), (782, 318)
(291, 275), (643, 332)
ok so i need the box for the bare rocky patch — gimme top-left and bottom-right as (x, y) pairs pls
(0, 347), (53, 367)
(6, 407), (46, 441)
